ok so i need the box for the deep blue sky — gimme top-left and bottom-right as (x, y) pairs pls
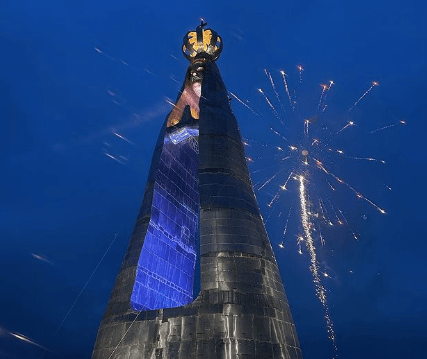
(1, 0), (426, 358)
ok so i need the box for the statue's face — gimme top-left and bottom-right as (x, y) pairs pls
(189, 61), (205, 84)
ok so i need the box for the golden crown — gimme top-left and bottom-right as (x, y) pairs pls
(182, 20), (223, 62)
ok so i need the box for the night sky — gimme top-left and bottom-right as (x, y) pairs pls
(1, 1), (427, 358)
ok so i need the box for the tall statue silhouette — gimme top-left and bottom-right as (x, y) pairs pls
(92, 21), (303, 359)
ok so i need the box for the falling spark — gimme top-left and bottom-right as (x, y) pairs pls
(299, 175), (337, 346)
(346, 155), (381, 162)
(258, 172), (279, 191)
(38, 221), (128, 359)
(338, 209), (359, 241)
(317, 84), (328, 111)
(264, 69), (284, 110)
(107, 311), (143, 359)
(31, 253), (54, 266)
(369, 120), (406, 134)
(165, 97), (177, 108)
(104, 152), (127, 165)
(258, 88), (282, 122)
(326, 180), (336, 191)
(94, 46), (121, 64)
(281, 206), (293, 241)
(113, 132), (134, 145)
(348, 81), (378, 112)
(270, 127), (288, 142)
(297, 65), (304, 83)
(268, 193), (280, 207)
(316, 160), (386, 214)
(170, 76), (180, 84)
(297, 235), (304, 254)
(336, 120), (355, 134)
(320, 80), (334, 110)
(319, 229), (326, 246)
(280, 70), (294, 111)
(229, 91), (259, 116)
(304, 119), (310, 136)
(10, 332), (49, 351)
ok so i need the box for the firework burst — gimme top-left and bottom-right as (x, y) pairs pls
(231, 66), (402, 356)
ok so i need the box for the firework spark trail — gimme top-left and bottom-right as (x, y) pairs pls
(280, 70), (295, 111)
(170, 75), (180, 85)
(258, 172), (280, 191)
(95, 47), (134, 69)
(113, 132), (134, 145)
(38, 220), (128, 359)
(267, 192), (281, 208)
(315, 159), (386, 214)
(369, 120), (406, 134)
(298, 175), (337, 348)
(299, 176), (336, 335)
(252, 164), (279, 174)
(280, 171), (294, 190)
(270, 127), (289, 142)
(318, 198), (327, 221)
(317, 84), (328, 112)
(31, 253), (54, 266)
(250, 153), (285, 162)
(107, 312), (143, 359)
(314, 189), (333, 226)
(242, 138), (271, 147)
(345, 155), (383, 163)
(336, 121), (355, 134)
(297, 65), (304, 84)
(316, 80), (334, 112)
(348, 81), (378, 112)
(264, 69), (285, 111)
(323, 80), (334, 103)
(229, 91), (259, 116)
(304, 119), (310, 137)
(105, 152), (127, 165)
(282, 206), (293, 240)
(337, 209), (359, 240)
(319, 229), (326, 246)
(334, 148), (383, 162)
(329, 202), (344, 225)
(258, 88), (283, 123)
(10, 332), (50, 351)
(94, 46), (117, 62)
(297, 235), (304, 255)
(165, 97), (179, 108)
(326, 180), (336, 191)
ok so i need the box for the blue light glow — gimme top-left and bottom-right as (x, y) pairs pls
(131, 128), (199, 311)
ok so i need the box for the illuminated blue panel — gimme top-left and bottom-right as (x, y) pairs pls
(131, 129), (199, 311)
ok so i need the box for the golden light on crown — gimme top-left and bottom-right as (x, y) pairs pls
(182, 20), (223, 62)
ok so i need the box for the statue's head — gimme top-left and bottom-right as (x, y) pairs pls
(182, 20), (223, 63)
